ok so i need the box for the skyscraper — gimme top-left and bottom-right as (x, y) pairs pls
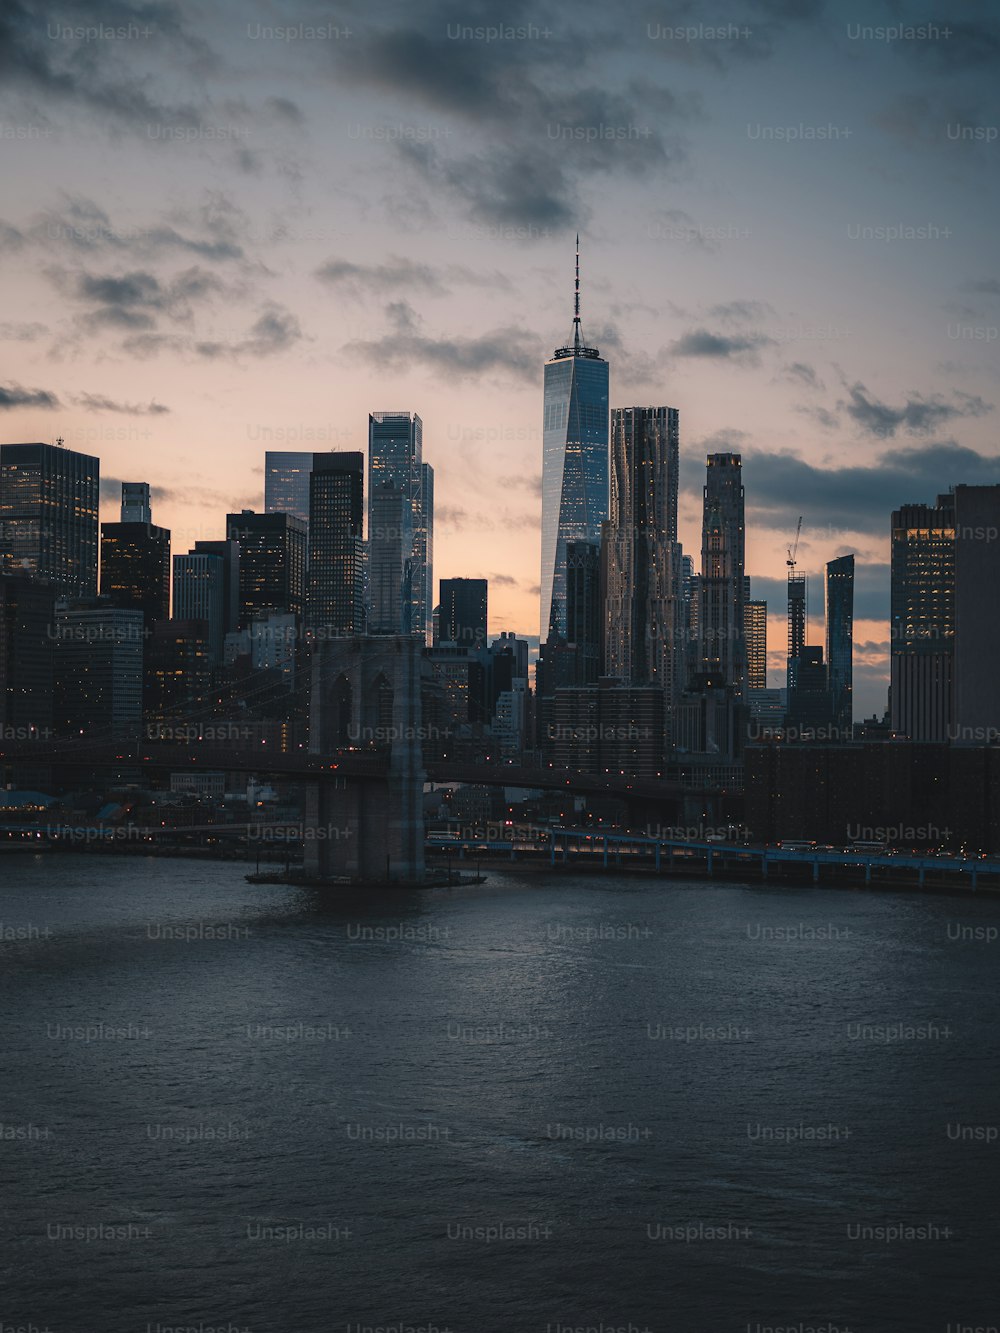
(420, 462), (434, 647)
(745, 598), (768, 692)
(121, 482), (152, 523)
(540, 239), (609, 642)
(368, 413), (429, 639)
(566, 541), (602, 685)
(952, 485), (1000, 741)
(603, 406), (680, 697)
(264, 452), (313, 524)
(786, 575), (806, 694)
(368, 480), (412, 635)
(0, 440), (99, 596)
(308, 452), (364, 636)
(226, 510), (306, 625)
(100, 482), (170, 625)
(890, 497), (955, 741)
(825, 554), (854, 734)
(696, 453), (746, 695)
(173, 552), (226, 662)
(439, 578), (487, 649)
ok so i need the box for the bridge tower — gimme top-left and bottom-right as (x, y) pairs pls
(305, 635), (425, 883)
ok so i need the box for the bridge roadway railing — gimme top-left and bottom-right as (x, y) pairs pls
(426, 829), (1000, 887)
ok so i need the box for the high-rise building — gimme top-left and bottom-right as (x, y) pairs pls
(952, 485), (1000, 742)
(368, 480), (412, 635)
(53, 604), (144, 737)
(420, 463), (434, 647)
(192, 539), (240, 638)
(226, 510), (306, 625)
(0, 575), (56, 740)
(307, 452), (364, 636)
(890, 497), (955, 741)
(603, 407), (681, 698)
(540, 239), (609, 642)
(825, 555), (854, 735)
(173, 552), (226, 663)
(0, 440), (99, 597)
(745, 598), (768, 692)
(786, 575), (806, 694)
(100, 482), (170, 625)
(368, 413), (429, 639)
(696, 453), (746, 695)
(121, 482), (152, 523)
(566, 540), (602, 685)
(439, 578), (487, 649)
(264, 452), (313, 524)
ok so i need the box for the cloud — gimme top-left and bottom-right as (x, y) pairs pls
(332, 5), (691, 228)
(0, 220), (26, 252)
(0, 321), (47, 341)
(70, 393), (170, 415)
(894, 20), (1000, 72)
(31, 195), (248, 263)
(708, 299), (775, 322)
(0, 382), (60, 409)
(316, 254), (508, 298)
(670, 328), (776, 362)
(342, 301), (540, 381)
(840, 381), (992, 437)
(962, 278), (1000, 297)
(194, 304), (303, 359)
(738, 442), (1000, 535)
(0, 0), (207, 133)
(782, 361), (823, 390)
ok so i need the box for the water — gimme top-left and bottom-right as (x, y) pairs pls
(1, 853), (997, 1332)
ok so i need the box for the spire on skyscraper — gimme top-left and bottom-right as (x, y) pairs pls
(573, 233), (581, 353)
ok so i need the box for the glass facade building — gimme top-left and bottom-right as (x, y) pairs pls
(0, 440), (99, 597)
(264, 452), (313, 524)
(307, 452), (364, 636)
(825, 554), (854, 733)
(540, 247), (609, 643)
(367, 413), (430, 640)
(890, 497), (955, 741)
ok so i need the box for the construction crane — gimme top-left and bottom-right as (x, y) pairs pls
(786, 516), (802, 570)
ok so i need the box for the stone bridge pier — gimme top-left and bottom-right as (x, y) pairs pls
(304, 636), (425, 883)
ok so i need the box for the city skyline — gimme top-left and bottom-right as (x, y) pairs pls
(3, 1), (999, 719)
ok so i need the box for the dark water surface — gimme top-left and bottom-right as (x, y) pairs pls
(1, 853), (996, 1332)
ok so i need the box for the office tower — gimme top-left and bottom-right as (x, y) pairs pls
(540, 238), (609, 642)
(566, 541), (602, 685)
(368, 480), (412, 635)
(439, 578), (488, 649)
(745, 599), (768, 692)
(786, 576), (806, 693)
(420, 463), (434, 647)
(825, 555), (854, 734)
(953, 485), (1000, 741)
(785, 646), (833, 734)
(121, 482), (151, 523)
(307, 452), (365, 636)
(890, 497), (955, 741)
(53, 605), (144, 737)
(368, 412), (429, 638)
(0, 575), (56, 738)
(226, 510), (306, 625)
(0, 440), (99, 596)
(174, 552), (226, 663)
(697, 453), (746, 695)
(604, 406), (680, 697)
(144, 619), (212, 724)
(264, 451), (313, 524)
(100, 483), (170, 625)
(192, 539), (240, 637)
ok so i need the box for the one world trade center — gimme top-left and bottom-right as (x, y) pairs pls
(540, 239), (609, 642)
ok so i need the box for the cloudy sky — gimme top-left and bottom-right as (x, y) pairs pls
(2, 0), (998, 715)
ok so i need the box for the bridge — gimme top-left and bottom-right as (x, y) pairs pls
(428, 828), (1000, 892)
